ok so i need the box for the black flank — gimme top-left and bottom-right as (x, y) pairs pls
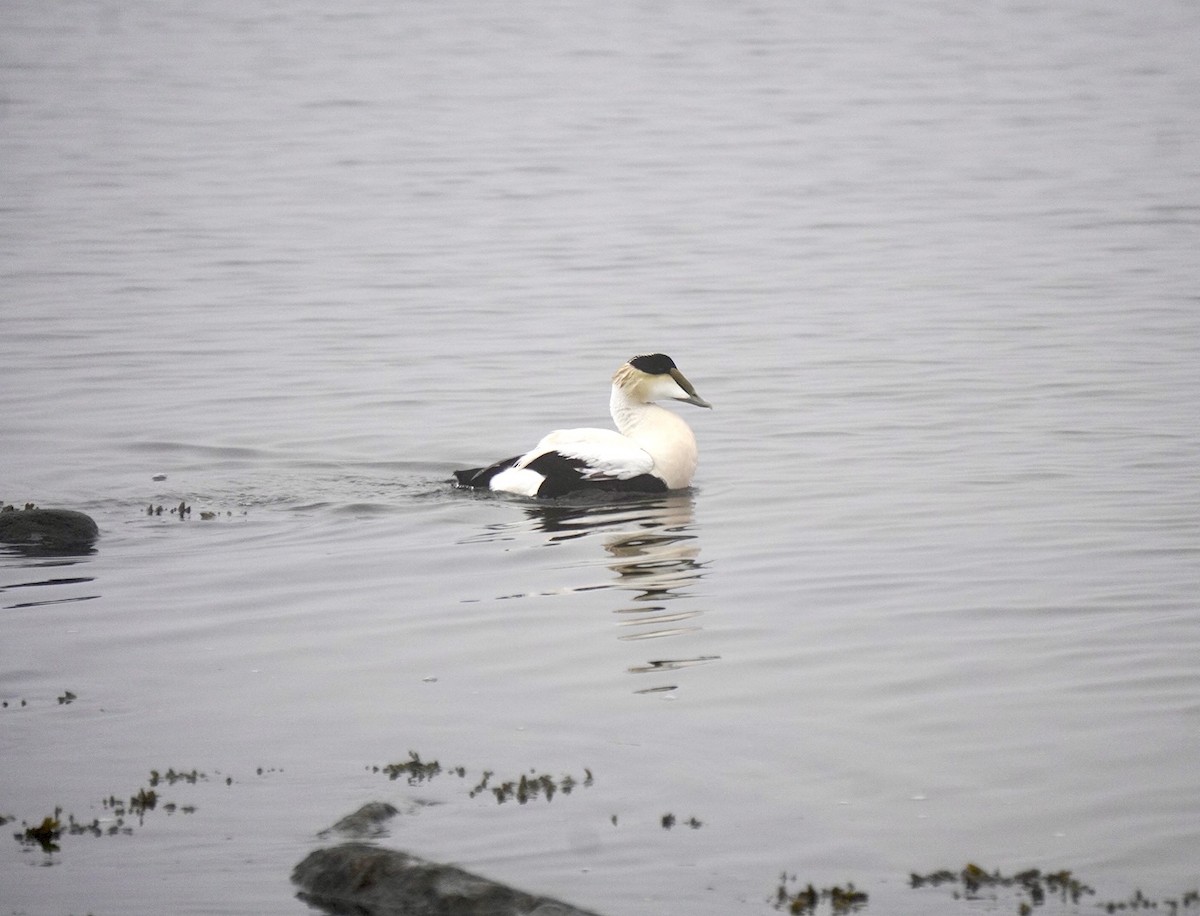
(526, 451), (668, 498)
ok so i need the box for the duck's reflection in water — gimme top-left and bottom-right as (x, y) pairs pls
(521, 492), (719, 693)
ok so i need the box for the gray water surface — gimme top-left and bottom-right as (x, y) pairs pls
(3, 1), (1199, 914)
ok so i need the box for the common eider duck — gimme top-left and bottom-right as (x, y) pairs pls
(454, 353), (711, 498)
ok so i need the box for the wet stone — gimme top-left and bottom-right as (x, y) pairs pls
(0, 506), (99, 552)
(293, 839), (605, 916)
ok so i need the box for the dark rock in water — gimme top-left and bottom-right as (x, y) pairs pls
(318, 802), (400, 840)
(293, 841), (605, 916)
(0, 508), (99, 553)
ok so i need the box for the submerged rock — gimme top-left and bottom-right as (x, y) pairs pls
(292, 841), (605, 916)
(0, 507), (99, 552)
(318, 801), (401, 840)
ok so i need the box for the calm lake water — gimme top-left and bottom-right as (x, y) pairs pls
(3, 1), (1199, 914)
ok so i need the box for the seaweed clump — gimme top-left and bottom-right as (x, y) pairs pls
(1100, 888), (1200, 914)
(485, 768), (593, 805)
(370, 751), (594, 806)
(149, 767), (207, 786)
(911, 863), (1093, 913)
(774, 874), (868, 914)
(17, 812), (62, 853)
(9, 769), (208, 855)
(660, 812), (703, 829)
(373, 751), (445, 785)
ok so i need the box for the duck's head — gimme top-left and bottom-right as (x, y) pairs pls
(615, 353), (712, 408)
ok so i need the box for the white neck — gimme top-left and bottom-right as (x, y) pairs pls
(610, 384), (699, 489)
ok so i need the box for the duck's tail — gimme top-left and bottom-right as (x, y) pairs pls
(452, 455), (521, 490)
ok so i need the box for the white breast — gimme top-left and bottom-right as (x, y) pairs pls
(619, 404), (698, 490)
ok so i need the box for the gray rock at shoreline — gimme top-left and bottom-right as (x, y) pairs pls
(0, 507), (99, 552)
(293, 841), (605, 916)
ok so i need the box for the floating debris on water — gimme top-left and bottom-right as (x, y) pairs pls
(1099, 888), (1200, 914)
(17, 812), (62, 853)
(911, 863), (1094, 913)
(129, 788), (157, 816)
(149, 768), (207, 786)
(493, 772), (562, 805)
(774, 874), (868, 914)
(3, 691), (96, 710)
(373, 751), (444, 785)
(146, 502), (233, 521)
(909, 864), (1199, 915)
(470, 765), (591, 805)
(8, 768), (218, 855)
(370, 753), (593, 806)
(103, 786), (163, 826)
(660, 812), (703, 829)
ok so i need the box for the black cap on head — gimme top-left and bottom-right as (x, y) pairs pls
(629, 353), (677, 375)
